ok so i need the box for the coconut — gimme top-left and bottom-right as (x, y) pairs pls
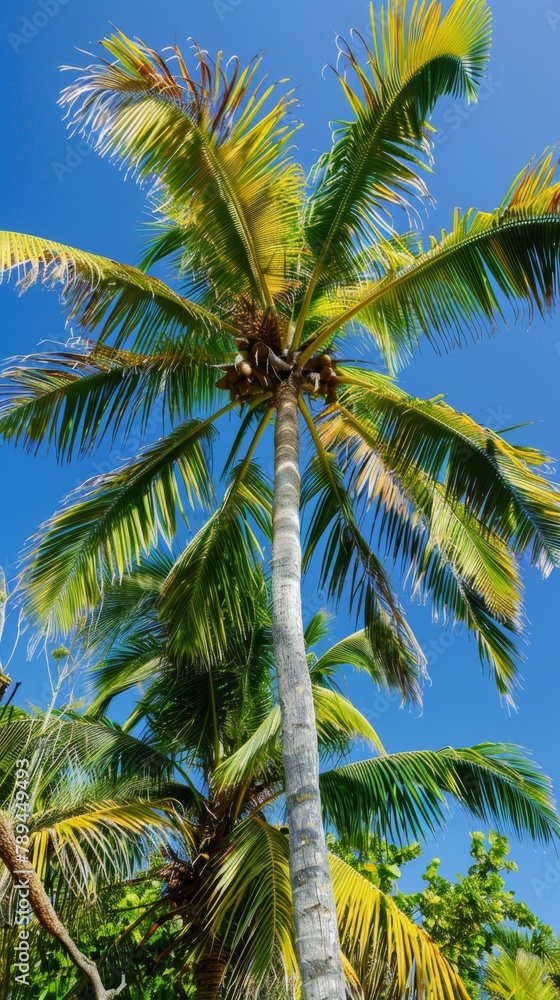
(237, 361), (253, 378)
(319, 366), (335, 382)
(237, 378), (252, 395)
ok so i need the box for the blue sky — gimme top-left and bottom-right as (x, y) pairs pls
(1, 0), (560, 926)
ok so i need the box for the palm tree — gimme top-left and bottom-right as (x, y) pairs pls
(2, 2), (560, 994)
(481, 927), (560, 1000)
(1, 560), (559, 999)
(485, 950), (559, 1000)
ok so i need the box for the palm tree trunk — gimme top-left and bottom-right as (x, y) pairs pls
(193, 946), (227, 998)
(0, 811), (125, 1000)
(272, 375), (345, 1000)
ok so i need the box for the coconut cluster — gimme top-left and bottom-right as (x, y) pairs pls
(215, 300), (339, 402)
(215, 343), (339, 402)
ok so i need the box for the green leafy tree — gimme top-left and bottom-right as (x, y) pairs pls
(334, 830), (560, 999)
(3, 2), (560, 994)
(398, 832), (543, 997)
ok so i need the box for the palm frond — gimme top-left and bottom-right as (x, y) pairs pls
(320, 744), (560, 850)
(304, 150), (560, 369)
(162, 459), (272, 660)
(0, 713), (176, 786)
(313, 628), (418, 694)
(485, 948), (558, 1000)
(214, 682), (384, 791)
(0, 341), (222, 460)
(62, 34), (305, 307)
(0, 231), (234, 352)
(87, 636), (162, 717)
(295, 0), (491, 340)
(207, 818), (297, 994)
(330, 852), (470, 999)
(316, 377), (559, 694)
(22, 415), (220, 633)
(79, 550), (172, 655)
(332, 370), (560, 573)
(300, 409), (425, 702)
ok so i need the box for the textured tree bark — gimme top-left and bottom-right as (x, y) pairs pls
(0, 811), (125, 1000)
(272, 376), (346, 1000)
(193, 945), (227, 998)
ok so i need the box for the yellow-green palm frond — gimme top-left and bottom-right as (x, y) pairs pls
(305, 150), (560, 369)
(295, 0), (491, 337)
(330, 852), (470, 999)
(209, 822), (473, 999)
(0, 231), (233, 352)
(315, 372), (560, 695)
(0, 342), (223, 461)
(22, 415), (220, 634)
(62, 33), (305, 306)
(300, 415), (426, 702)
(207, 817), (297, 996)
(329, 371), (560, 578)
(485, 948), (558, 1000)
(320, 744), (560, 851)
(27, 793), (177, 895)
(162, 460), (273, 660)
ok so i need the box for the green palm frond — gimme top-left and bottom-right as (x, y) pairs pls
(80, 550), (172, 654)
(0, 714), (176, 788)
(330, 852), (470, 999)
(313, 627), (419, 694)
(303, 608), (334, 649)
(320, 744), (560, 850)
(162, 458), (273, 659)
(22, 415), (221, 633)
(214, 682), (384, 792)
(0, 342), (222, 460)
(0, 231), (234, 351)
(485, 948), (558, 1000)
(300, 416), (425, 702)
(302, 150), (560, 368)
(294, 0), (491, 340)
(62, 33), (305, 308)
(87, 635), (162, 717)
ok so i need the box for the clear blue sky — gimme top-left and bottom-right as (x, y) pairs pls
(1, 0), (560, 926)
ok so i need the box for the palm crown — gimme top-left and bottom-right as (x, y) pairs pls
(2, 1), (560, 995)
(1, 1), (559, 694)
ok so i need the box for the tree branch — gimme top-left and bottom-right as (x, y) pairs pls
(0, 810), (126, 999)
